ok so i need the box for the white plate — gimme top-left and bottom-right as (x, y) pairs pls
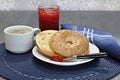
(32, 43), (99, 66)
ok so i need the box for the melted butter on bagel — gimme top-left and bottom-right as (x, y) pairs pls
(36, 30), (60, 57)
(49, 30), (89, 57)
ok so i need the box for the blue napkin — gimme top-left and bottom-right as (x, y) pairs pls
(61, 24), (120, 60)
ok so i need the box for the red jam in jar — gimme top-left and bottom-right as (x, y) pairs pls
(38, 5), (59, 31)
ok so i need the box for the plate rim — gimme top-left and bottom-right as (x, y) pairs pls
(32, 43), (99, 66)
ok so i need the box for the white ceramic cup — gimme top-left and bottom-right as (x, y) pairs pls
(4, 25), (40, 54)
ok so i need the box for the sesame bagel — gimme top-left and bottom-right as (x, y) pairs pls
(49, 30), (89, 57)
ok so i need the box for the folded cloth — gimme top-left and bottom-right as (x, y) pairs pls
(61, 24), (120, 60)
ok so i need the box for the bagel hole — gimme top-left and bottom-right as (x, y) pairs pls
(66, 41), (73, 44)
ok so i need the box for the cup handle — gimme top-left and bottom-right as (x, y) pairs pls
(33, 28), (41, 41)
(33, 28), (41, 33)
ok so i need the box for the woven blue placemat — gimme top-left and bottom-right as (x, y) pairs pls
(0, 43), (120, 80)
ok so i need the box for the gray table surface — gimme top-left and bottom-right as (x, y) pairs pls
(0, 11), (120, 80)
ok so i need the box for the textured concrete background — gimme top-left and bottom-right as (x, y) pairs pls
(0, 0), (120, 11)
(0, 11), (120, 43)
